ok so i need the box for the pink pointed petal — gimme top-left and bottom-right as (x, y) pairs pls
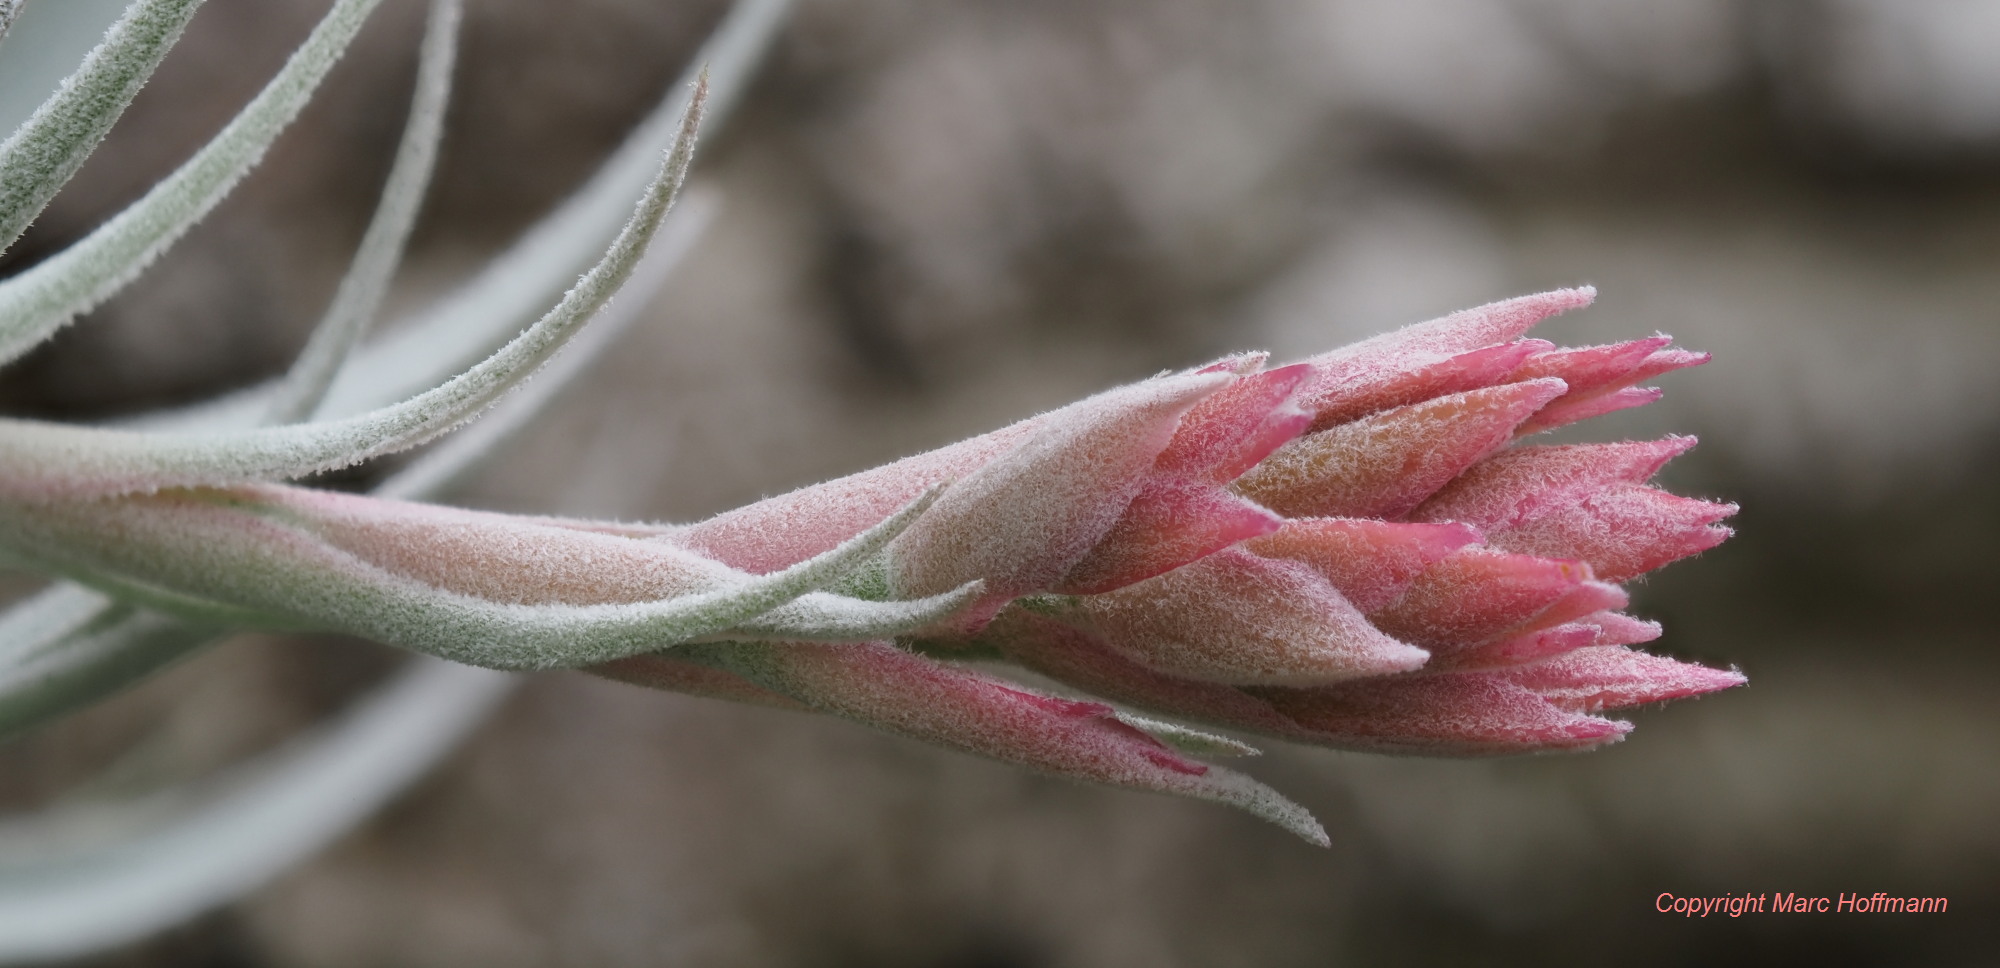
(1154, 363), (1314, 482)
(1245, 517), (1481, 612)
(1369, 548), (1589, 652)
(1583, 611), (1663, 646)
(1632, 348), (1711, 382)
(1491, 484), (1737, 582)
(1255, 672), (1630, 755)
(1507, 579), (1630, 638)
(1300, 339), (1551, 430)
(889, 371), (1230, 605)
(1195, 351), (1269, 376)
(1412, 437), (1699, 532)
(1419, 288), (1597, 349)
(1056, 480), (1281, 594)
(1518, 386), (1664, 435)
(1234, 378), (1568, 520)
(1082, 548), (1428, 686)
(1509, 337), (1670, 389)
(1297, 289), (1595, 413)
(714, 639), (1329, 844)
(1430, 622), (1602, 672)
(1500, 646), (1746, 712)
(1516, 345), (1709, 434)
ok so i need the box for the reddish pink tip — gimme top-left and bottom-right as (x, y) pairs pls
(1518, 386), (1666, 435)
(1300, 339), (1552, 430)
(1501, 646), (1747, 712)
(1155, 363), (1316, 482)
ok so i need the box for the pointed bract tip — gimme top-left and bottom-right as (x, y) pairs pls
(1471, 286), (1597, 338)
(1563, 716), (1632, 747)
(1506, 646), (1748, 712)
(1199, 765), (1331, 846)
(1115, 713), (1264, 758)
(1196, 352), (1270, 376)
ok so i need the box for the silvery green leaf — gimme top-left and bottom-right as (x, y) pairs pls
(0, 0), (134, 140)
(1112, 712), (1262, 757)
(140, 0), (795, 432)
(371, 187), (717, 501)
(0, 586), (218, 737)
(0, 0), (24, 45)
(0, 0), (205, 254)
(0, 195), (710, 736)
(0, 482), (953, 671)
(722, 583), (988, 643)
(0, 0), (386, 365)
(0, 2), (799, 958)
(0, 75), (705, 496)
(0, 0), (745, 731)
(0, 658), (512, 963)
(265, 0), (461, 425)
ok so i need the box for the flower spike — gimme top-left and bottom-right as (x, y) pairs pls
(0, 0), (390, 364)
(582, 290), (1742, 838)
(1, 286), (1741, 844)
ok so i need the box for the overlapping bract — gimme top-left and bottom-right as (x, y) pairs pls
(605, 287), (1742, 840)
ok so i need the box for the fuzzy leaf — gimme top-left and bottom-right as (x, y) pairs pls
(263, 0), (461, 425)
(0, 585), (218, 737)
(370, 189), (717, 501)
(0, 73), (706, 497)
(1111, 712), (1262, 758)
(0, 0), (205, 254)
(725, 584), (987, 642)
(0, 16), (734, 734)
(0, 0), (385, 364)
(142, 0), (797, 431)
(0, 481), (953, 670)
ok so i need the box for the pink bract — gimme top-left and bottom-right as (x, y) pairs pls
(608, 287), (1742, 840)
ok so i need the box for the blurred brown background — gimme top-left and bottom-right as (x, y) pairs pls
(3, 0), (1997, 964)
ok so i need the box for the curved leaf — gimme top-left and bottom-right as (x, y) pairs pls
(0, 0), (205, 254)
(0, 0), (385, 365)
(264, 0), (461, 425)
(0, 73), (706, 496)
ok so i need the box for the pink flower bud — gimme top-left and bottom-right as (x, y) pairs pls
(600, 288), (1742, 838)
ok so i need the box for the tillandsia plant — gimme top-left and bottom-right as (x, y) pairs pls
(0, 0), (1741, 957)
